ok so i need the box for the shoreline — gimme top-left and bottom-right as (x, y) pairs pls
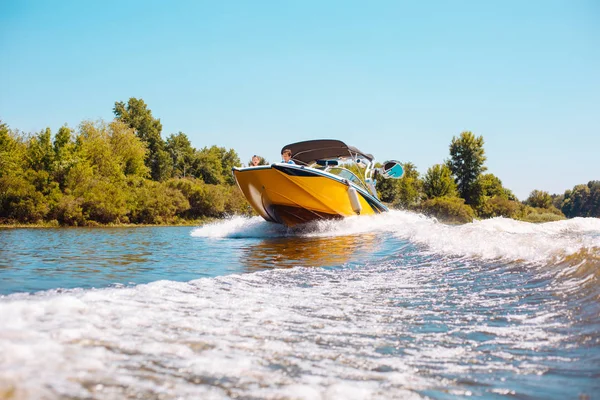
(0, 219), (215, 229)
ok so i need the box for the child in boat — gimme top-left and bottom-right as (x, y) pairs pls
(281, 149), (295, 164)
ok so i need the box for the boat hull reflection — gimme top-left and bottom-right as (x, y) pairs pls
(241, 234), (379, 271)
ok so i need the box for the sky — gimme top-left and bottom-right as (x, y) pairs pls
(1, 0), (598, 200)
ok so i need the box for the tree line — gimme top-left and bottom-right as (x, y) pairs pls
(0, 98), (251, 225)
(376, 131), (599, 223)
(1, 99), (597, 225)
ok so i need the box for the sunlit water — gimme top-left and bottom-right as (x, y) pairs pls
(1, 211), (599, 399)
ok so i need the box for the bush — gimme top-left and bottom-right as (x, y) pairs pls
(129, 180), (189, 224)
(80, 180), (129, 224)
(520, 212), (565, 223)
(0, 174), (49, 223)
(525, 190), (553, 209)
(516, 204), (566, 223)
(166, 178), (210, 218)
(416, 196), (475, 224)
(223, 185), (255, 216)
(166, 178), (242, 218)
(477, 196), (521, 219)
(49, 194), (84, 226)
(423, 164), (457, 199)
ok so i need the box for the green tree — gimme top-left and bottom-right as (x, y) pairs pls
(0, 124), (55, 223)
(0, 173), (49, 222)
(76, 121), (124, 181)
(0, 120), (10, 148)
(478, 173), (506, 199)
(18, 128), (61, 215)
(375, 169), (397, 202)
(423, 164), (457, 199)
(393, 162), (422, 208)
(166, 178), (227, 218)
(220, 148), (241, 185)
(166, 132), (195, 178)
(26, 127), (55, 175)
(193, 146), (241, 185)
(128, 180), (189, 224)
(376, 162), (422, 206)
(478, 196), (521, 219)
(561, 185), (588, 218)
(0, 116), (259, 225)
(561, 181), (600, 218)
(525, 189), (553, 209)
(114, 97), (172, 180)
(79, 179), (129, 224)
(72, 120), (148, 181)
(53, 125), (73, 155)
(0, 121), (25, 177)
(472, 173), (514, 214)
(50, 120), (152, 225)
(53, 125), (76, 188)
(551, 193), (564, 210)
(447, 131), (487, 205)
(587, 181), (600, 218)
(194, 146), (225, 184)
(109, 121), (149, 178)
(50, 194), (85, 226)
(503, 188), (518, 201)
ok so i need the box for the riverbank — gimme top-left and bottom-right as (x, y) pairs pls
(0, 218), (215, 229)
(0, 212), (573, 230)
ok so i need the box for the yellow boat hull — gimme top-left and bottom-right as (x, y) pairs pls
(233, 164), (387, 226)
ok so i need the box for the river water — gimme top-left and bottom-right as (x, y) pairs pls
(1, 211), (599, 399)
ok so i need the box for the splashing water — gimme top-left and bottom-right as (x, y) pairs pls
(1, 211), (600, 399)
(192, 210), (600, 263)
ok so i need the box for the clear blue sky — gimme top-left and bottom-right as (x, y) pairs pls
(1, 0), (598, 199)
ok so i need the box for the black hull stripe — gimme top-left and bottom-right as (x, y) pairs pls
(272, 164), (319, 177)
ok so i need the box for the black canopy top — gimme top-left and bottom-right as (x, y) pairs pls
(280, 139), (374, 165)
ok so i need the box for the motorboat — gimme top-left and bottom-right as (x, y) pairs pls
(232, 139), (404, 227)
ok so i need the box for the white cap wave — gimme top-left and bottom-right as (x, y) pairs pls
(192, 211), (600, 263)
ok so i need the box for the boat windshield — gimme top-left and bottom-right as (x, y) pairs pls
(308, 158), (376, 195)
(327, 167), (368, 191)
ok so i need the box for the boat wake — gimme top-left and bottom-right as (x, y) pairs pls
(192, 211), (600, 264)
(193, 212), (600, 304)
(2, 213), (599, 399)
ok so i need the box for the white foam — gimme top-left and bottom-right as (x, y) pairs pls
(191, 216), (290, 238)
(190, 211), (600, 263)
(3, 212), (597, 398)
(0, 258), (582, 399)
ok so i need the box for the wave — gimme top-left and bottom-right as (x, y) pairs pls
(2, 215), (599, 398)
(1, 252), (597, 399)
(192, 211), (600, 263)
(191, 212), (600, 305)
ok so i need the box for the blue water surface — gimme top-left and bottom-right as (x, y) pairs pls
(0, 219), (599, 400)
(1, 227), (235, 294)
